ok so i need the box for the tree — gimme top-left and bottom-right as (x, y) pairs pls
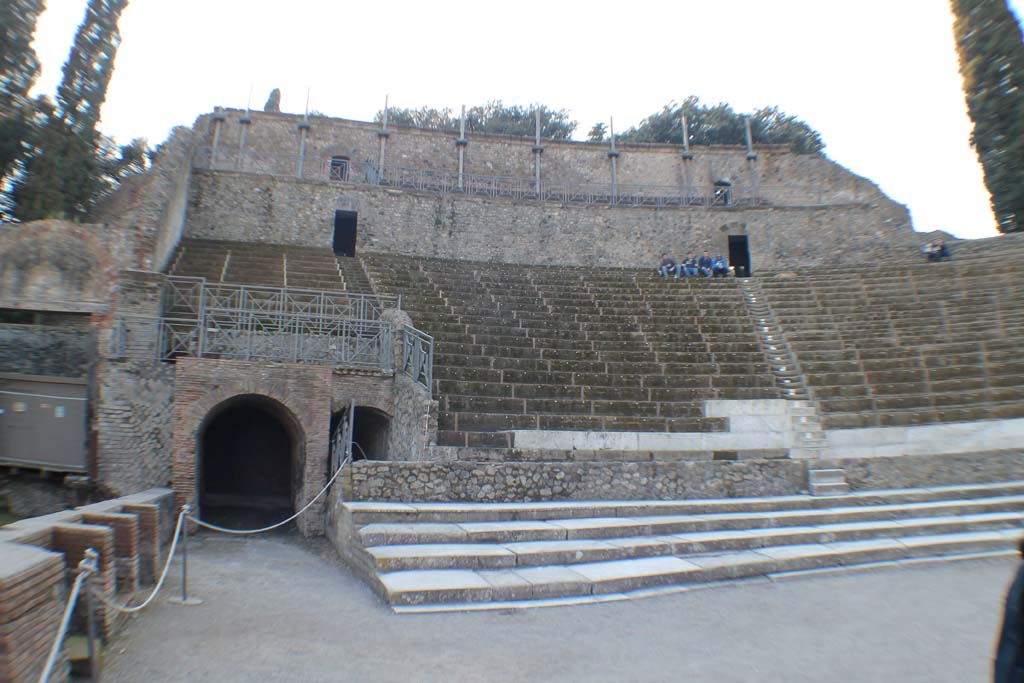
(13, 0), (129, 221)
(617, 97), (824, 154)
(951, 0), (1024, 233)
(376, 101), (578, 139)
(587, 122), (607, 143)
(0, 0), (45, 181)
(264, 88), (281, 113)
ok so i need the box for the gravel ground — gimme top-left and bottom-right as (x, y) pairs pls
(101, 529), (1015, 683)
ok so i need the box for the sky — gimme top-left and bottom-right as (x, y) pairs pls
(28, 0), (1024, 239)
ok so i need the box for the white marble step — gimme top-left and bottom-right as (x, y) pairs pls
(357, 494), (1024, 546)
(366, 510), (1024, 571)
(380, 529), (1020, 606)
(344, 480), (1024, 525)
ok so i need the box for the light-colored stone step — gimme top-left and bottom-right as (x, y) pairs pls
(809, 469), (846, 485)
(357, 494), (1024, 546)
(379, 529), (1020, 606)
(810, 482), (851, 496)
(345, 481), (1024, 525)
(366, 511), (1024, 572)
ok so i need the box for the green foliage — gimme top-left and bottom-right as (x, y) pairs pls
(616, 97), (824, 154)
(264, 88), (281, 113)
(587, 122), (607, 143)
(377, 101), (578, 140)
(951, 0), (1024, 233)
(10, 0), (130, 221)
(0, 0), (45, 114)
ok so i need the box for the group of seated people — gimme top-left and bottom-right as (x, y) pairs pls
(658, 251), (730, 279)
(923, 238), (950, 262)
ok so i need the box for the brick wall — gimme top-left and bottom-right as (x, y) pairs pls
(0, 324), (92, 377)
(94, 359), (175, 496)
(185, 169), (915, 270)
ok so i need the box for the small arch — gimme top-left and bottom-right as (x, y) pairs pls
(198, 394), (304, 527)
(351, 406), (391, 460)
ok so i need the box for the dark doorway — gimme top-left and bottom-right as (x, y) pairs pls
(200, 397), (296, 527)
(352, 407), (391, 460)
(333, 210), (358, 256)
(728, 235), (752, 277)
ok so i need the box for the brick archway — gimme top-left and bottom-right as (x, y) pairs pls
(172, 359), (332, 536)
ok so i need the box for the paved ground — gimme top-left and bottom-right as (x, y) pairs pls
(102, 529), (1014, 682)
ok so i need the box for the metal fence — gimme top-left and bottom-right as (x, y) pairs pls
(192, 146), (835, 208)
(402, 325), (433, 391)
(161, 276), (400, 323)
(112, 314), (394, 369)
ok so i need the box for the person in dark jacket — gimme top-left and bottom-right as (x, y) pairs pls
(712, 254), (729, 277)
(681, 253), (699, 277)
(995, 537), (1024, 682)
(698, 251), (714, 277)
(659, 253), (680, 280)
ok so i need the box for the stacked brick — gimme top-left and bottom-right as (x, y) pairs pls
(0, 544), (65, 683)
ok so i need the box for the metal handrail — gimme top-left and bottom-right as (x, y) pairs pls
(402, 325), (434, 391)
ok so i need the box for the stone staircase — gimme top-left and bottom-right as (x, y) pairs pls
(169, 239), (355, 292)
(362, 254), (785, 452)
(335, 480), (1024, 611)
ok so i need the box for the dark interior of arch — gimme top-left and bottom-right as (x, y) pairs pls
(201, 398), (294, 526)
(352, 407), (390, 460)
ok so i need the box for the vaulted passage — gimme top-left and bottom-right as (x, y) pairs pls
(200, 396), (299, 527)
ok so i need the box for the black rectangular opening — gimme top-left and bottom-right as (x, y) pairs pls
(728, 235), (751, 277)
(333, 210), (358, 256)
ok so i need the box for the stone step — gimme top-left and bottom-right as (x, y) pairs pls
(808, 469), (846, 485)
(810, 482), (851, 496)
(365, 510), (1024, 572)
(379, 530), (1019, 607)
(355, 492), (1024, 544)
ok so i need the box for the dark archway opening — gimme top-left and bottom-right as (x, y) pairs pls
(728, 234), (752, 278)
(200, 397), (298, 529)
(351, 406), (391, 461)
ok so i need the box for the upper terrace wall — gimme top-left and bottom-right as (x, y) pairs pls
(193, 110), (893, 207)
(186, 170), (915, 270)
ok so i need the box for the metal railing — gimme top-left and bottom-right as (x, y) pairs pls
(112, 313), (394, 369)
(402, 325), (433, 391)
(162, 276), (400, 323)
(192, 146), (839, 208)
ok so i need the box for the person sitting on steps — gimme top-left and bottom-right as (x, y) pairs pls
(924, 238), (950, 262)
(712, 253), (729, 277)
(681, 253), (699, 277)
(658, 252), (681, 280)
(698, 251), (714, 277)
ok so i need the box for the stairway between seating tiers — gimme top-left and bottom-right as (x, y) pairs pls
(168, 238), (360, 292)
(362, 254), (786, 451)
(334, 480), (1024, 610)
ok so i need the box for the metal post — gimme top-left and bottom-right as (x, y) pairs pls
(456, 105), (467, 191)
(607, 117), (620, 201)
(237, 86), (253, 170)
(210, 107), (226, 169)
(377, 95), (390, 184)
(681, 114), (694, 204)
(83, 549), (101, 683)
(744, 116), (759, 202)
(170, 504), (203, 606)
(532, 107), (544, 195)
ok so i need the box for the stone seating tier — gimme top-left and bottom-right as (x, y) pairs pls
(363, 253), (782, 448)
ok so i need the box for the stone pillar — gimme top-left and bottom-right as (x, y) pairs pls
(297, 119), (311, 179)
(532, 108), (544, 194)
(607, 117), (620, 201)
(680, 114), (694, 203)
(209, 107), (226, 169)
(377, 95), (390, 184)
(745, 116), (759, 202)
(456, 104), (468, 191)
(236, 113), (251, 171)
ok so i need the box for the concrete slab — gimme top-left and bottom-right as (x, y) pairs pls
(511, 566), (593, 599)
(458, 521), (566, 543)
(368, 544), (517, 570)
(572, 556), (702, 594)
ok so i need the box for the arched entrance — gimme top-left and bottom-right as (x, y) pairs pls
(331, 405), (391, 461)
(199, 395), (302, 527)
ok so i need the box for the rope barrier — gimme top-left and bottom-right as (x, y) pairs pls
(38, 552), (97, 683)
(188, 453), (351, 535)
(90, 509), (187, 614)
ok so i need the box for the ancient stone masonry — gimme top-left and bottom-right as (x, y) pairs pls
(186, 170), (915, 270)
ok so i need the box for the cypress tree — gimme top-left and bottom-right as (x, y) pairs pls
(951, 0), (1024, 233)
(0, 0), (46, 182)
(13, 0), (129, 221)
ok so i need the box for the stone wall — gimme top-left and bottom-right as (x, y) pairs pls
(0, 322), (93, 377)
(341, 459), (807, 502)
(195, 110), (892, 208)
(0, 474), (83, 517)
(823, 449), (1024, 491)
(90, 126), (197, 271)
(186, 170), (915, 270)
(94, 359), (175, 496)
